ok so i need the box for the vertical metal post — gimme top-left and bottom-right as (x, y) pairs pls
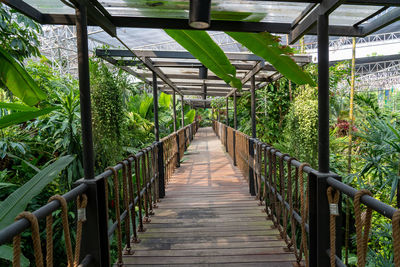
(173, 91), (177, 132)
(153, 72), (159, 141)
(76, 3), (109, 266)
(248, 76), (256, 196)
(152, 72), (165, 198)
(233, 92), (237, 165)
(225, 97), (229, 152)
(233, 92), (237, 130)
(173, 91), (180, 167)
(310, 13), (331, 267)
(181, 95), (187, 151)
(251, 76), (256, 139)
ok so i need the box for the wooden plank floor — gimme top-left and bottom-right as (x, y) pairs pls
(123, 127), (298, 266)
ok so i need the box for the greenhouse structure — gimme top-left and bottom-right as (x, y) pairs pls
(1, 0), (400, 266)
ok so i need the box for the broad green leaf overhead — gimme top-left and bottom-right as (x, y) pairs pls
(0, 106), (58, 129)
(0, 102), (39, 111)
(165, 30), (242, 89)
(0, 155), (74, 230)
(227, 32), (316, 86)
(0, 47), (47, 106)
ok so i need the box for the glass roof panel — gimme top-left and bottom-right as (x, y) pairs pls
(24, 0), (74, 14)
(101, 0), (308, 23)
(330, 5), (383, 26)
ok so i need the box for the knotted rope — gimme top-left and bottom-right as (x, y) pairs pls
(106, 166), (123, 266)
(118, 161), (132, 255)
(287, 157), (297, 251)
(279, 153), (290, 244)
(13, 212), (43, 267)
(46, 195), (73, 267)
(74, 194), (87, 266)
(13, 194), (87, 267)
(354, 189), (373, 267)
(392, 209), (400, 267)
(299, 162), (310, 267)
(327, 187), (340, 267)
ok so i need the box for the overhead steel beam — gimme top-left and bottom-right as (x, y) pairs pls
(69, 0), (116, 37)
(160, 82), (251, 88)
(292, 3), (319, 28)
(143, 57), (183, 96)
(361, 7), (400, 36)
(99, 55), (151, 86)
(2, 0), (43, 22)
(143, 73), (267, 82)
(37, 15), (364, 36)
(96, 49), (312, 63)
(226, 61), (265, 97)
(289, 0), (345, 44)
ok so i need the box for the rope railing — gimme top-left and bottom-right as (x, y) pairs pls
(0, 121), (199, 267)
(213, 120), (400, 267)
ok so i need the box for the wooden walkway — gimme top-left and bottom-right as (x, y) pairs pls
(123, 127), (297, 266)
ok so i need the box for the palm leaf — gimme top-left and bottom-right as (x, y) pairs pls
(0, 47), (46, 106)
(0, 155), (74, 229)
(226, 32), (315, 86)
(0, 102), (39, 111)
(165, 30), (242, 89)
(0, 106), (58, 129)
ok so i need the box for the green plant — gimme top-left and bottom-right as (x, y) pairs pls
(0, 4), (42, 62)
(165, 30), (242, 89)
(90, 60), (125, 171)
(0, 155), (74, 266)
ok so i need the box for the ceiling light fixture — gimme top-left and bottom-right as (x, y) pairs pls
(189, 0), (211, 29)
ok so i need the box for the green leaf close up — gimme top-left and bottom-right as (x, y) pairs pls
(0, 46), (47, 106)
(0, 245), (29, 267)
(164, 30), (242, 89)
(0, 106), (58, 129)
(0, 155), (74, 230)
(226, 32), (316, 86)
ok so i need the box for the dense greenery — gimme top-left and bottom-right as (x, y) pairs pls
(1, 4), (400, 267)
(212, 61), (400, 266)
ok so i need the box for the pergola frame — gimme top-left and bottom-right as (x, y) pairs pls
(4, 0), (400, 266)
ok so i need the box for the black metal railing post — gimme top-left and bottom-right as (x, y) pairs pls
(75, 3), (109, 266)
(157, 141), (165, 198)
(311, 12), (331, 267)
(175, 133), (181, 168)
(232, 129), (237, 166)
(248, 138), (256, 196)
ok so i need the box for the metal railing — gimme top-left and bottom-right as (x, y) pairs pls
(0, 121), (199, 267)
(213, 120), (400, 267)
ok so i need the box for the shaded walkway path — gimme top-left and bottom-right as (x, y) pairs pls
(123, 127), (297, 266)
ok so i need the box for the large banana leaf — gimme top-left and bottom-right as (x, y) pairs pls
(226, 32), (316, 86)
(159, 92), (171, 109)
(0, 155), (74, 230)
(0, 106), (58, 129)
(0, 47), (47, 106)
(138, 95), (153, 119)
(184, 109), (196, 125)
(165, 30), (242, 89)
(0, 102), (39, 111)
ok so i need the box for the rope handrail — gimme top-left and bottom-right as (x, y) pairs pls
(213, 120), (400, 267)
(0, 121), (199, 267)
